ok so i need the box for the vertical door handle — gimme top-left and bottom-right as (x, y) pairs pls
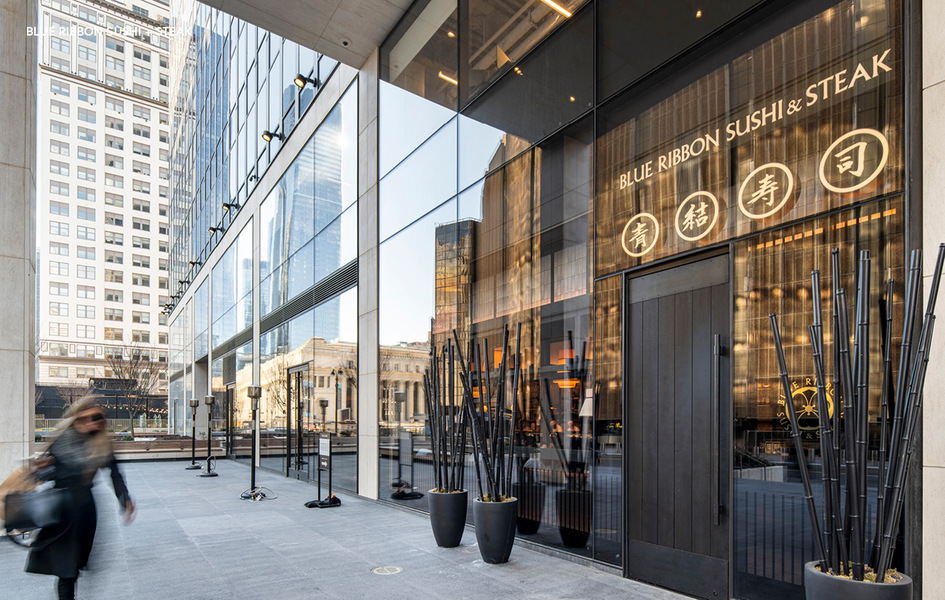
(712, 334), (723, 526)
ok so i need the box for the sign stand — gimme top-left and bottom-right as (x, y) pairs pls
(391, 430), (423, 500)
(306, 432), (340, 508)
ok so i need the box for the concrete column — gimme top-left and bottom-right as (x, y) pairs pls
(357, 49), (379, 499)
(0, 0), (37, 478)
(924, 1), (945, 596)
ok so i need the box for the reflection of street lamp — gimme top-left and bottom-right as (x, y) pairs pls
(394, 390), (406, 428)
(319, 398), (329, 431)
(331, 368), (344, 433)
(185, 399), (201, 470)
(199, 394), (218, 477)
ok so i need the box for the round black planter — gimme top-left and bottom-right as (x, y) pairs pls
(511, 482), (545, 534)
(428, 489), (468, 548)
(556, 488), (592, 548)
(804, 562), (913, 600)
(473, 498), (518, 564)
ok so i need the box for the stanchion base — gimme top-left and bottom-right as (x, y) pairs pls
(198, 471), (219, 477)
(305, 496), (341, 509)
(184, 463), (202, 470)
(240, 487), (269, 501)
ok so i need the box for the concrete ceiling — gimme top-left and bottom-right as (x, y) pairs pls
(199, 0), (412, 68)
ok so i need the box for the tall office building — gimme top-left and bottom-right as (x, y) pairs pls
(36, 0), (172, 402)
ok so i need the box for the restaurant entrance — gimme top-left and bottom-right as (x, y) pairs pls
(625, 254), (731, 598)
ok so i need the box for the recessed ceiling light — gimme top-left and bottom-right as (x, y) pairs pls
(696, 9), (702, 18)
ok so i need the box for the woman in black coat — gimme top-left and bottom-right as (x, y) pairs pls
(26, 397), (135, 600)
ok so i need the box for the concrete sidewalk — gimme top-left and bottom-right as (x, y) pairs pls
(1, 460), (690, 600)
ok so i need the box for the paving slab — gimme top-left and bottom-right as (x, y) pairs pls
(1, 460), (692, 599)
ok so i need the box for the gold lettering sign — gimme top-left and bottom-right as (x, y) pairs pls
(595, 2), (904, 277)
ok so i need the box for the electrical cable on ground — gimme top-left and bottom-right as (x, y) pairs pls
(240, 486), (276, 501)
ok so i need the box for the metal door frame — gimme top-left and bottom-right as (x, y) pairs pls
(287, 362), (312, 480)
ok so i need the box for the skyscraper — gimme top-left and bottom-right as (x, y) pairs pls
(36, 0), (172, 405)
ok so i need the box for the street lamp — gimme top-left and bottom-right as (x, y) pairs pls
(199, 394), (218, 477)
(241, 385), (268, 500)
(184, 399), (201, 470)
(331, 369), (344, 434)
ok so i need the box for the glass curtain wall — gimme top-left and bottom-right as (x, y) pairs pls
(252, 83), (359, 490)
(169, 1), (336, 310)
(379, 4), (600, 559)
(260, 85), (358, 316)
(211, 221), (253, 347)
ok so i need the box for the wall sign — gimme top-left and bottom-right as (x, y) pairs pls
(675, 191), (719, 242)
(596, 2), (904, 273)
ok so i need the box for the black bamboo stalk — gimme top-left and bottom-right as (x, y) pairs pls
(836, 289), (865, 580)
(877, 244), (945, 575)
(453, 331), (484, 501)
(855, 251), (871, 565)
(448, 341), (457, 491)
(506, 323), (522, 494)
(423, 371), (439, 491)
(441, 343), (449, 490)
(770, 314), (828, 570)
(809, 324), (845, 574)
(871, 277), (894, 566)
(877, 317), (935, 579)
(829, 249), (846, 569)
(884, 251), (921, 517)
(539, 378), (569, 469)
(810, 271), (835, 571)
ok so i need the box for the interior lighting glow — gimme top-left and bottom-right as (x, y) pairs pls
(540, 0), (572, 17)
(437, 71), (458, 85)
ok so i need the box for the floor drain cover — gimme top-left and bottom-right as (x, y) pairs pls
(371, 566), (403, 575)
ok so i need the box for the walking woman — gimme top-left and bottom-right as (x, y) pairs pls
(26, 397), (135, 600)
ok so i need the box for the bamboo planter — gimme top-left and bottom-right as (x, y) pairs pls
(473, 498), (518, 564)
(428, 490), (467, 548)
(804, 562), (912, 600)
(556, 488), (592, 548)
(769, 246), (945, 596)
(511, 482), (545, 534)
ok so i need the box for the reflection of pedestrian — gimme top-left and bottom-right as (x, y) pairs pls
(25, 397), (135, 600)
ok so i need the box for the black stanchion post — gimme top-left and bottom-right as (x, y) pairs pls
(199, 394), (218, 477)
(185, 399), (201, 469)
(240, 385), (267, 500)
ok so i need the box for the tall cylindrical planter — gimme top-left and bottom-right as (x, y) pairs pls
(428, 490), (468, 548)
(804, 562), (913, 600)
(557, 488), (592, 548)
(473, 498), (518, 564)
(511, 482), (545, 534)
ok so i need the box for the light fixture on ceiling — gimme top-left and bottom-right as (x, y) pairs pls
(696, 9), (703, 18)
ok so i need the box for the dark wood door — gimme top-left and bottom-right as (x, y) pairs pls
(625, 255), (731, 599)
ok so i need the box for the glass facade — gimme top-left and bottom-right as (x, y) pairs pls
(165, 0), (918, 597)
(168, 1), (358, 488)
(377, 0), (910, 598)
(168, 1), (338, 305)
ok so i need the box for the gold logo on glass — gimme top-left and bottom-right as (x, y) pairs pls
(776, 378), (836, 441)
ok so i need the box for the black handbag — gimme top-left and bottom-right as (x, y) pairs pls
(3, 487), (67, 532)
